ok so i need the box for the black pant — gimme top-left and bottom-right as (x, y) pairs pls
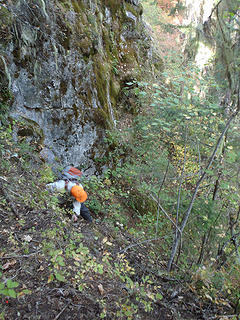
(80, 203), (92, 222)
(58, 195), (92, 222)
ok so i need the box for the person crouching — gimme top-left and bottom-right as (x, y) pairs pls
(47, 180), (92, 222)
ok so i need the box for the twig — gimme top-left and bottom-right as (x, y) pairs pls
(208, 316), (238, 320)
(196, 139), (201, 179)
(155, 161), (170, 238)
(53, 301), (71, 320)
(151, 194), (182, 235)
(0, 176), (8, 183)
(168, 107), (239, 271)
(209, 0), (224, 20)
(0, 250), (41, 260)
(175, 128), (188, 266)
(117, 236), (167, 254)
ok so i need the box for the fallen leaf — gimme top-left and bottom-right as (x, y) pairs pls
(102, 237), (108, 244)
(205, 293), (213, 301)
(37, 265), (44, 272)
(47, 274), (54, 283)
(23, 235), (32, 242)
(72, 253), (82, 262)
(18, 289), (32, 297)
(2, 259), (17, 270)
(98, 284), (104, 295)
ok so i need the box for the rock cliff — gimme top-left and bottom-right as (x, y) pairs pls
(0, 0), (159, 174)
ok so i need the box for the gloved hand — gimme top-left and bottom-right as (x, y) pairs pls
(72, 214), (78, 222)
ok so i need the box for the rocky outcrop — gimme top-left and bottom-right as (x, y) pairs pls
(0, 0), (160, 174)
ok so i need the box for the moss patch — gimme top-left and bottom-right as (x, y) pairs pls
(92, 108), (110, 128)
(93, 56), (110, 108)
(110, 79), (120, 102)
(71, 0), (86, 13)
(0, 6), (13, 45)
(125, 2), (143, 17)
(103, 0), (122, 15)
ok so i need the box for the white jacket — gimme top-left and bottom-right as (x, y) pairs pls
(46, 180), (83, 216)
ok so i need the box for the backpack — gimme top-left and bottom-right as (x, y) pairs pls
(61, 166), (83, 181)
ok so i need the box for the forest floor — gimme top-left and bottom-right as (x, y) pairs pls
(0, 130), (235, 319)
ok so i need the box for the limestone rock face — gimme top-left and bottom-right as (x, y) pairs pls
(0, 0), (157, 174)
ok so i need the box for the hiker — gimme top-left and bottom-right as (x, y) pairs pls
(46, 166), (92, 223)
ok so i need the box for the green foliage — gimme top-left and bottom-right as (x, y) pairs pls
(39, 165), (56, 183)
(103, 40), (239, 313)
(141, 0), (165, 27)
(168, 1), (186, 17)
(0, 102), (9, 125)
(0, 268), (19, 298)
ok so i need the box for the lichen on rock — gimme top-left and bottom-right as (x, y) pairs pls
(1, 0), (159, 174)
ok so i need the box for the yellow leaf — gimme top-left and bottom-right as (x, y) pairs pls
(98, 284), (104, 295)
(37, 265), (44, 272)
(47, 274), (54, 283)
(102, 237), (108, 244)
(147, 292), (155, 300)
(18, 291), (25, 297)
(18, 289), (32, 297)
(2, 259), (17, 270)
(205, 294), (213, 301)
(73, 253), (82, 262)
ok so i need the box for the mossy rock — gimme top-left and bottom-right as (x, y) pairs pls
(102, 26), (112, 54)
(0, 6), (13, 45)
(92, 108), (111, 128)
(93, 56), (111, 109)
(103, 0), (122, 15)
(110, 79), (120, 101)
(125, 2), (143, 17)
(71, 0), (86, 13)
(79, 36), (92, 56)
(13, 118), (44, 146)
(121, 45), (138, 64)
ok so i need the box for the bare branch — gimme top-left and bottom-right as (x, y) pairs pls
(117, 236), (167, 255)
(0, 250), (41, 260)
(155, 161), (170, 239)
(167, 109), (239, 271)
(151, 194), (182, 235)
(53, 302), (71, 320)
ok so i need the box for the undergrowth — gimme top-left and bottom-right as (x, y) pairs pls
(0, 119), (236, 318)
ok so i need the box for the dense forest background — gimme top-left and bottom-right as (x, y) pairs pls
(0, 0), (239, 319)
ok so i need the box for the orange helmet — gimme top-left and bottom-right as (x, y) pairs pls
(70, 185), (87, 203)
